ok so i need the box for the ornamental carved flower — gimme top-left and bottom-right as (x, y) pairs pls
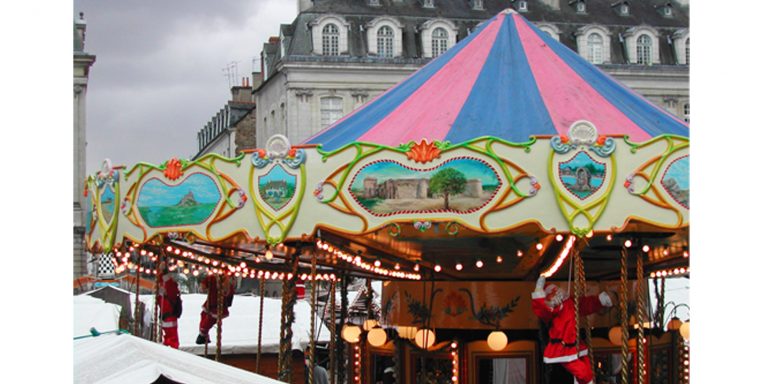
(559, 135), (570, 144)
(257, 149), (267, 159)
(596, 136), (607, 146)
(164, 158), (184, 181)
(287, 148), (297, 158)
(406, 139), (441, 164)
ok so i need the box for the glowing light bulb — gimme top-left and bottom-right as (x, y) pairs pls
(455, 263), (463, 271)
(642, 245), (650, 252)
(265, 250), (273, 260)
(394, 263), (400, 270)
(374, 259), (381, 267)
(414, 264), (420, 272)
(536, 242), (543, 251)
(606, 234), (613, 241)
(476, 260), (484, 268)
(555, 234), (564, 242)
(586, 230), (594, 238)
(624, 240), (632, 248)
(434, 265), (442, 272)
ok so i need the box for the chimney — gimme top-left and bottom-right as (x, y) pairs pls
(252, 72), (263, 89)
(230, 77), (253, 103)
(74, 12), (87, 52)
(297, 0), (314, 13)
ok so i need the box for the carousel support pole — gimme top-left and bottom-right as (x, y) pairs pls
(636, 249), (648, 384)
(309, 250), (317, 384)
(338, 274), (349, 384)
(329, 278), (337, 384)
(620, 247), (630, 384)
(215, 273), (224, 362)
(256, 275), (265, 374)
(574, 244), (595, 374)
(278, 248), (299, 383)
(153, 253), (162, 343)
(133, 249), (142, 337)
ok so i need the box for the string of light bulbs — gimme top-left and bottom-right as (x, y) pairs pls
(315, 240), (421, 280)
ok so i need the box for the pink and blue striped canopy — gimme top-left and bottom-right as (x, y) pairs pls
(304, 9), (689, 151)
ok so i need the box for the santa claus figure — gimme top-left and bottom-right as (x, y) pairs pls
(531, 276), (613, 384)
(196, 273), (235, 345)
(157, 262), (182, 349)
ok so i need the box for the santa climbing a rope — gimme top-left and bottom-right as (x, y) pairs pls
(531, 275), (613, 384)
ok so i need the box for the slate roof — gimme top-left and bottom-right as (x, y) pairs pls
(261, 0), (688, 72)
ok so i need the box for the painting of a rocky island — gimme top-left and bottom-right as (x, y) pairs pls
(137, 173), (221, 227)
(349, 158), (500, 216)
(558, 151), (606, 200)
(662, 156), (689, 209)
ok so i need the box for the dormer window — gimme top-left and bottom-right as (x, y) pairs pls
(620, 3), (629, 16)
(471, 0), (484, 11)
(577, 2), (586, 13)
(367, 0), (381, 6)
(656, 2), (673, 18)
(423, 0), (435, 8)
(517, 0), (529, 12)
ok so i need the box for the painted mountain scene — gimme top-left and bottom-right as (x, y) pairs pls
(137, 173), (221, 227)
(662, 156), (689, 209)
(349, 158), (500, 216)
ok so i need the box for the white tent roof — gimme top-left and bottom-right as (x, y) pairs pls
(74, 333), (282, 384)
(139, 294), (331, 355)
(73, 295), (122, 338)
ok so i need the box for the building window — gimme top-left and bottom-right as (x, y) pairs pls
(576, 2), (586, 13)
(322, 23), (339, 56)
(636, 34), (652, 65)
(683, 103), (690, 122)
(620, 4), (629, 15)
(423, 0), (434, 8)
(368, 0), (381, 6)
(587, 33), (603, 64)
(432, 27), (449, 57)
(320, 97), (343, 127)
(377, 26), (394, 58)
(471, 0), (484, 11)
(518, 1), (528, 12)
(685, 38), (690, 65)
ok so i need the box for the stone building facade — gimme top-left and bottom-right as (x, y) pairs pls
(74, 13), (96, 278)
(252, 0), (689, 148)
(193, 81), (257, 160)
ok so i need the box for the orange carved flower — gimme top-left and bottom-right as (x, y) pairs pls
(164, 158), (184, 181)
(288, 148), (297, 158)
(406, 139), (441, 163)
(596, 136), (607, 146)
(257, 149), (267, 158)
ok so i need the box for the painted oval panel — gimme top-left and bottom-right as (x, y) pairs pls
(349, 157), (501, 216)
(662, 155), (689, 209)
(100, 185), (116, 224)
(137, 173), (222, 227)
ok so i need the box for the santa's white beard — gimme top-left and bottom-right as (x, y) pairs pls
(545, 291), (568, 308)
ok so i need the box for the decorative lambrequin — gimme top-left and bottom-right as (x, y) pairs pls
(380, 280), (639, 330)
(84, 122), (689, 252)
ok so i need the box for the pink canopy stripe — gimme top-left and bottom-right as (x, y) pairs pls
(357, 13), (505, 146)
(513, 14), (651, 140)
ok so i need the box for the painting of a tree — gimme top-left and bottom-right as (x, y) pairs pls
(429, 168), (467, 209)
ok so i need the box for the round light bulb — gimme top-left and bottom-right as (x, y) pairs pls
(487, 331), (508, 351)
(341, 324), (362, 343)
(608, 326), (623, 346)
(413, 329), (436, 349)
(642, 245), (650, 252)
(555, 234), (564, 242)
(265, 249), (273, 260)
(475, 260), (484, 268)
(367, 327), (387, 347)
(624, 240), (632, 248)
(434, 265), (442, 272)
(536, 243), (543, 251)
(455, 263), (463, 271)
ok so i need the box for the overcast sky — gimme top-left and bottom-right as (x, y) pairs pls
(73, 0), (297, 174)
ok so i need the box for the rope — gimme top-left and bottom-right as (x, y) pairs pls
(256, 275), (265, 373)
(309, 251), (317, 384)
(636, 249), (647, 383)
(329, 279), (337, 384)
(620, 247), (630, 384)
(215, 274), (223, 362)
(572, 246), (582, 352)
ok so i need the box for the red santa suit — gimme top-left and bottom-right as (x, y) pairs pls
(197, 274), (235, 344)
(531, 279), (612, 384)
(158, 272), (181, 349)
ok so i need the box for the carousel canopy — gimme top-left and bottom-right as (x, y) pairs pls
(305, 9), (688, 151)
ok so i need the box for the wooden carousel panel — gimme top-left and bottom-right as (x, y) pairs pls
(466, 340), (538, 384)
(382, 281), (638, 330)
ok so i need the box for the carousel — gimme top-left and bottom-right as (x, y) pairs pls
(84, 9), (689, 384)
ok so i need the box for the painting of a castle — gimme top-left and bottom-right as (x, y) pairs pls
(350, 158), (500, 215)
